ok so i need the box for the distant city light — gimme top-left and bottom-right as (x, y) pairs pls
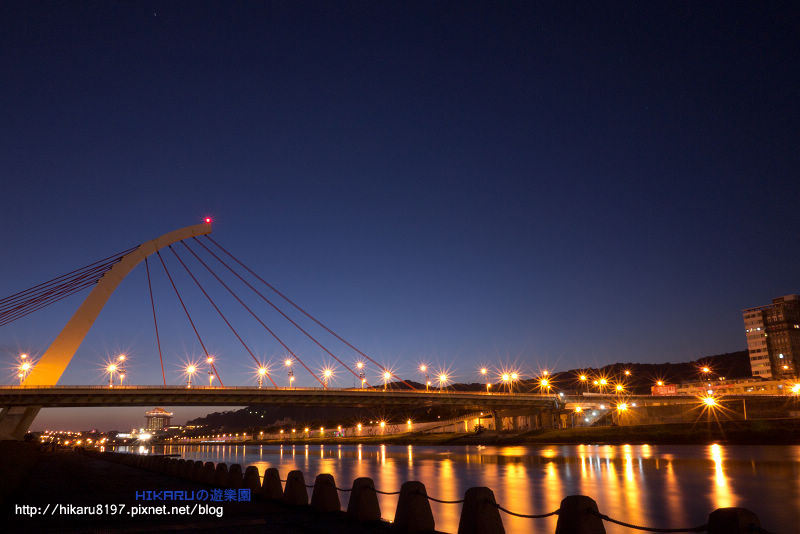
(702, 396), (718, 407)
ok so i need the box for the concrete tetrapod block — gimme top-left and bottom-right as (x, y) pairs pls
(457, 487), (505, 534)
(167, 458), (180, 476)
(555, 495), (605, 534)
(283, 470), (309, 506)
(394, 481), (435, 533)
(346, 477), (381, 522)
(191, 461), (205, 482)
(180, 459), (194, 479)
(707, 507), (761, 534)
(201, 462), (217, 485)
(227, 464), (244, 489)
(262, 467), (283, 500)
(213, 463), (229, 488)
(310, 473), (340, 513)
(242, 466), (262, 494)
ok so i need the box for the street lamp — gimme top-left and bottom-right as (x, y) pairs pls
(539, 377), (551, 393)
(186, 365), (196, 388)
(285, 358), (294, 388)
(419, 364), (429, 391)
(258, 366), (268, 388)
(323, 368), (333, 388)
(107, 363), (118, 387)
(356, 361), (366, 388)
(18, 358), (32, 385)
(438, 373), (448, 391)
(383, 371), (392, 391)
(480, 367), (490, 392)
(208, 371), (215, 387)
(119, 372), (126, 385)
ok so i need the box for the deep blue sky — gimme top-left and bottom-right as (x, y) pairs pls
(2, 2), (798, 430)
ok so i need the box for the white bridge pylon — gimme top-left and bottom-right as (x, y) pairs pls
(22, 223), (212, 386)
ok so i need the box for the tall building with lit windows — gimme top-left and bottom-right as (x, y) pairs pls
(743, 294), (800, 379)
(145, 407), (173, 431)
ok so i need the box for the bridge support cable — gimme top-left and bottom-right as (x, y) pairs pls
(0, 276), (101, 327)
(144, 258), (167, 387)
(181, 240), (325, 388)
(203, 236), (417, 390)
(0, 245), (138, 310)
(0, 246), (139, 327)
(155, 251), (224, 386)
(168, 245), (277, 387)
(189, 238), (364, 386)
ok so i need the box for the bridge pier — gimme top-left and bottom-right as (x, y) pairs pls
(0, 406), (40, 440)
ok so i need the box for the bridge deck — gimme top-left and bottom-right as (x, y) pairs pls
(0, 386), (561, 409)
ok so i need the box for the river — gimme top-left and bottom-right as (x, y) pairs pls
(148, 442), (799, 533)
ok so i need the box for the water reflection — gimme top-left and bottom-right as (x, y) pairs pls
(148, 443), (799, 534)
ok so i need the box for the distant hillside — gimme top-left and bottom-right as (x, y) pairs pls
(186, 350), (750, 431)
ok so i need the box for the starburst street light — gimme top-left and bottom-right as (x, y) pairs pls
(539, 377), (551, 394)
(185, 364), (197, 388)
(258, 366), (269, 388)
(106, 363), (118, 387)
(480, 367), (491, 392)
(438, 373), (449, 391)
(419, 364), (429, 391)
(356, 361), (366, 388)
(791, 384), (800, 395)
(17, 356), (33, 385)
(322, 368), (333, 388)
(383, 370), (392, 391)
(284, 358), (294, 388)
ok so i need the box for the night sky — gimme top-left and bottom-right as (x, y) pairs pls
(2, 2), (798, 430)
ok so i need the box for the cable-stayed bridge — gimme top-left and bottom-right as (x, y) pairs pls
(0, 221), (563, 439)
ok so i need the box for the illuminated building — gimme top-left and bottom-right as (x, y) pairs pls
(144, 407), (173, 431)
(743, 294), (800, 378)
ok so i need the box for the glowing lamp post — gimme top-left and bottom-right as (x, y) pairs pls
(186, 365), (196, 388)
(501, 373), (510, 392)
(420, 364), (429, 391)
(383, 371), (391, 391)
(119, 372), (126, 385)
(285, 358), (294, 388)
(480, 367), (490, 392)
(323, 368), (333, 389)
(258, 367), (268, 389)
(540, 377), (551, 394)
(356, 361), (366, 388)
(438, 373), (448, 392)
(208, 371), (215, 387)
(107, 363), (118, 388)
(18, 359), (32, 385)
